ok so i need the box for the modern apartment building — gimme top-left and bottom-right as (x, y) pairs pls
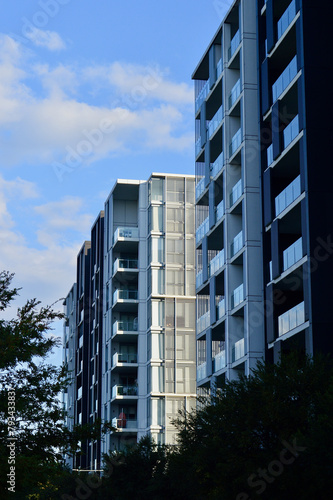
(63, 173), (196, 469)
(193, 0), (333, 391)
(101, 173), (196, 456)
(258, 0), (333, 360)
(193, 0), (264, 393)
(63, 212), (104, 471)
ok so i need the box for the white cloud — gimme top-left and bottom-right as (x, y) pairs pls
(24, 28), (66, 51)
(0, 34), (194, 170)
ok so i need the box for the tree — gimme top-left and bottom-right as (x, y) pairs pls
(170, 351), (333, 499)
(0, 271), (107, 499)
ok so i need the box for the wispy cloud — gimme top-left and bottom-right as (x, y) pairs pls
(24, 28), (66, 51)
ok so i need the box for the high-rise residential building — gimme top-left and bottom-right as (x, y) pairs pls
(63, 173), (196, 469)
(193, 0), (333, 390)
(258, 0), (333, 361)
(193, 0), (264, 393)
(101, 173), (196, 456)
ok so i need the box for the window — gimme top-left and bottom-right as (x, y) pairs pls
(149, 236), (164, 264)
(166, 178), (184, 203)
(149, 205), (164, 232)
(149, 177), (164, 203)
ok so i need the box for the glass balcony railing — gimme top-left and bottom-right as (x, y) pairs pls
(112, 417), (138, 430)
(283, 115), (299, 149)
(113, 289), (138, 304)
(232, 338), (245, 362)
(267, 144), (273, 167)
(272, 56), (297, 103)
(113, 227), (139, 244)
(277, 0), (296, 40)
(208, 105), (223, 138)
(278, 301), (305, 337)
(216, 199), (225, 222)
(211, 151), (224, 178)
(197, 362), (207, 381)
(217, 297), (226, 319)
(195, 137), (202, 156)
(113, 352), (138, 365)
(229, 79), (241, 108)
(230, 179), (243, 206)
(283, 237), (303, 272)
(213, 350), (226, 372)
(231, 231), (243, 257)
(196, 216), (209, 244)
(112, 385), (138, 398)
(228, 30), (240, 60)
(209, 249), (225, 276)
(195, 80), (210, 113)
(196, 270), (203, 289)
(232, 284), (244, 309)
(195, 177), (205, 200)
(229, 128), (242, 156)
(113, 319), (138, 335)
(197, 311), (210, 333)
(113, 258), (138, 274)
(275, 175), (301, 216)
(216, 58), (223, 79)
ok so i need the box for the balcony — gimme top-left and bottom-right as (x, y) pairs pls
(229, 128), (242, 157)
(196, 270), (203, 289)
(275, 175), (301, 216)
(213, 350), (226, 372)
(232, 284), (244, 309)
(232, 338), (245, 362)
(231, 231), (243, 257)
(197, 362), (207, 381)
(112, 352), (138, 368)
(283, 115), (299, 150)
(195, 177), (205, 201)
(272, 56), (297, 103)
(197, 311), (210, 334)
(112, 319), (138, 338)
(113, 227), (139, 246)
(211, 151), (224, 178)
(228, 30), (240, 60)
(195, 80), (210, 113)
(217, 298), (226, 320)
(195, 137), (202, 157)
(283, 237), (303, 272)
(267, 144), (273, 167)
(112, 417), (138, 431)
(208, 106), (223, 138)
(216, 58), (223, 79)
(278, 302), (305, 337)
(113, 258), (138, 275)
(277, 0), (296, 41)
(209, 249), (225, 276)
(216, 199), (225, 223)
(229, 79), (241, 109)
(230, 179), (243, 206)
(113, 289), (138, 311)
(196, 216), (209, 244)
(112, 385), (138, 399)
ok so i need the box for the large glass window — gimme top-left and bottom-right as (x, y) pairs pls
(166, 236), (184, 265)
(166, 207), (184, 233)
(166, 268), (184, 295)
(166, 178), (185, 203)
(149, 236), (164, 264)
(151, 366), (165, 393)
(149, 205), (164, 232)
(176, 299), (195, 329)
(149, 397), (165, 426)
(149, 177), (164, 203)
(151, 333), (164, 360)
(149, 299), (165, 328)
(151, 268), (165, 295)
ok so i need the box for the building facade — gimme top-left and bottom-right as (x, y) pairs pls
(193, 0), (264, 393)
(101, 173), (196, 456)
(258, 0), (333, 360)
(64, 174), (196, 469)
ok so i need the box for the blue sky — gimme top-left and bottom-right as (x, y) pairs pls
(0, 0), (233, 364)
